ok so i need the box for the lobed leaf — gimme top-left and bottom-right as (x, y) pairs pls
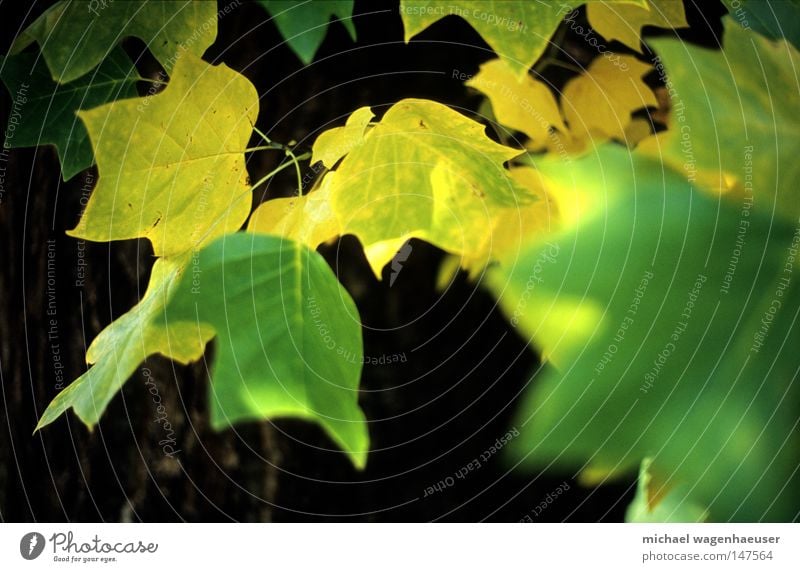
(36, 254), (214, 430)
(0, 48), (138, 180)
(586, 0), (688, 53)
(11, 0), (218, 84)
(316, 98), (533, 277)
(70, 54), (258, 257)
(561, 54), (657, 142)
(465, 58), (565, 148)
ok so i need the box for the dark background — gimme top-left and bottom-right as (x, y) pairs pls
(0, 0), (725, 522)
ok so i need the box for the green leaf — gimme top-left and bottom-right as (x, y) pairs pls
(70, 54), (258, 257)
(0, 48), (138, 180)
(721, 0), (800, 50)
(586, 0), (688, 53)
(36, 254), (214, 430)
(649, 17), (800, 222)
(626, 458), (709, 522)
(401, 0), (574, 78)
(400, 1), (648, 78)
(11, 0), (218, 84)
(162, 233), (369, 468)
(316, 98), (533, 277)
(259, 0), (356, 65)
(493, 147), (800, 521)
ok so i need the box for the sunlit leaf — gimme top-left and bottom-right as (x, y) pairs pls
(587, 0), (688, 52)
(562, 54), (657, 141)
(70, 54), (258, 257)
(318, 98), (532, 277)
(162, 233), (369, 467)
(36, 255), (214, 430)
(248, 171), (341, 248)
(465, 58), (566, 147)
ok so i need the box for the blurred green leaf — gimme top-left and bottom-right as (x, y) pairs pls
(626, 458), (709, 522)
(649, 17), (800, 222)
(721, 0), (800, 49)
(493, 146), (800, 521)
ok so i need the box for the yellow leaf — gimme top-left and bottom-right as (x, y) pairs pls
(248, 171), (341, 248)
(320, 99), (532, 277)
(312, 107), (374, 168)
(71, 54), (258, 257)
(466, 59), (566, 147)
(587, 0), (688, 53)
(562, 55), (657, 141)
(36, 255), (215, 430)
(461, 166), (558, 278)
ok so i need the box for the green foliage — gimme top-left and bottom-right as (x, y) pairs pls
(36, 254), (214, 430)
(5, 0), (798, 517)
(0, 48), (138, 180)
(491, 147), (800, 521)
(649, 18), (800, 222)
(626, 458), (708, 522)
(721, 0), (800, 49)
(11, 0), (217, 83)
(259, 0), (356, 64)
(400, 0), (575, 78)
(162, 233), (369, 468)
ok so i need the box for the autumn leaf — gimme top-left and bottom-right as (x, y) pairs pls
(465, 58), (565, 148)
(587, 0), (688, 52)
(248, 171), (341, 248)
(70, 54), (258, 257)
(313, 98), (533, 277)
(561, 54), (657, 141)
(36, 254), (214, 430)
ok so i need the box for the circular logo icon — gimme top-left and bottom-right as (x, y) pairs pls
(20, 532), (45, 560)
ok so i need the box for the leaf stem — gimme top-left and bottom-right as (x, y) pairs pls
(248, 151), (312, 191)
